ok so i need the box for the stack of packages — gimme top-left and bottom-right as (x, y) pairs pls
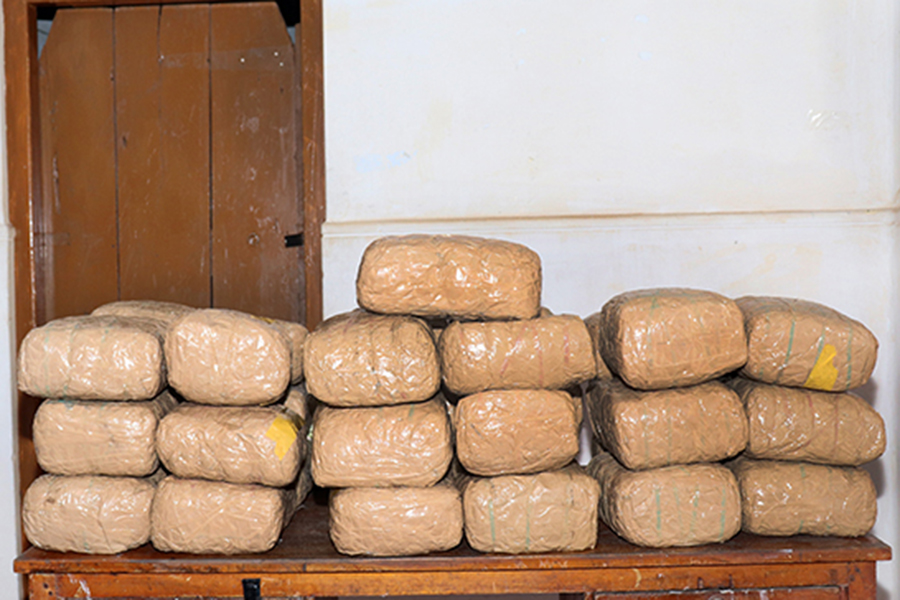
(18, 301), (184, 553)
(18, 300), (312, 555)
(343, 234), (599, 555)
(153, 307), (311, 554)
(584, 289), (749, 547)
(305, 307), (458, 557)
(726, 297), (884, 538)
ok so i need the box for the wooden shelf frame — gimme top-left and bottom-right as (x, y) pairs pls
(3, 0), (325, 541)
(14, 501), (892, 599)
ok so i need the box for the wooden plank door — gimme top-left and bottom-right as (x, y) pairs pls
(38, 1), (304, 323)
(115, 4), (212, 308)
(211, 3), (302, 320)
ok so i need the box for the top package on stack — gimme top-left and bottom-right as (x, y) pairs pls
(18, 315), (168, 401)
(356, 234), (542, 320)
(736, 296), (878, 392)
(165, 308), (307, 406)
(595, 288), (748, 390)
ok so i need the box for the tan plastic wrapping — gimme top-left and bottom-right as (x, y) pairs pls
(305, 310), (440, 407)
(357, 234), (542, 320)
(151, 476), (292, 554)
(92, 300), (196, 326)
(453, 389), (581, 476)
(729, 458), (876, 537)
(271, 319), (308, 385)
(34, 390), (177, 476)
(586, 379), (747, 470)
(18, 315), (167, 401)
(587, 452), (741, 547)
(737, 296), (878, 392)
(730, 378), (885, 465)
(165, 309), (291, 406)
(439, 315), (595, 394)
(583, 312), (614, 380)
(462, 465), (600, 554)
(597, 288), (747, 390)
(329, 484), (463, 556)
(283, 384), (311, 423)
(311, 398), (452, 488)
(157, 404), (303, 487)
(23, 474), (156, 554)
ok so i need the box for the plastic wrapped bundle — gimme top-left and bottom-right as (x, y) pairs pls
(311, 398), (452, 488)
(597, 288), (747, 390)
(275, 320), (308, 385)
(330, 484), (463, 556)
(582, 312), (614, 380)
(737, 296), (878, 392)
(729, 458), (877, 537)
(92, 299), (196, 327)
(586, 379), (747, 470)
(23, 474), (157, 554)
(453, 389), (581, 476)
(304, 310), (440, 407)
(439, 315), (595, 394)
(357, 234), (542, 321)
(587, 452), (741, 547)
(165, 309), (293, 406)
(730, 379), (885, 465)
(157, 404), (304, 487)
(34, 390), (177, 476)
(283, 384), (311, 422)
(150, 476), (294, 554)
(18, 315), (167, 400)
(462, 465), (600, 554)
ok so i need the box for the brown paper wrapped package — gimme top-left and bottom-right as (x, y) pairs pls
(439, 315), (595, 394)
(305, 310), (440, 407)
(597, 288), (747, 390)
(737, 296), (878, 392)
(587, 452), (741, 547)
(729, 458), (877, 537)
(283, 384), (311, 423)
(157, 404), (303, 487)
(23, 474), (156, 554)
(165, 309), (291, 406)
(730, 378), (885, 465)
(462, 465), (599, 554)
(34, 390), (177, 476)
(329, 484), (463, 556)
(18, 315), (167, 400)
(356, 234), (542, 320)
(92, 300), (196, 326)
(270, 319), (308, 385)
(151, 476), (293, 554)
(311, 398), (452, 488)
(583, 312), (614, 380)
(453, 389), (581, 476)
(586, 379), (747, 470)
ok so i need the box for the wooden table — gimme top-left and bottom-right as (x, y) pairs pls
(15, 498), (891, 600)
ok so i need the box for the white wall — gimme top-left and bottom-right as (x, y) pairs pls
(324, 1), (900, 598)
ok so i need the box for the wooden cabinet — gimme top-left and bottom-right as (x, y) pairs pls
(14, 501), (891, 599)
(5, 0), (325, 526)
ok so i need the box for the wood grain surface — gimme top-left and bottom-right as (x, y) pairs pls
(116, 4), (212, 307)
(211, 2), (302, 322)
